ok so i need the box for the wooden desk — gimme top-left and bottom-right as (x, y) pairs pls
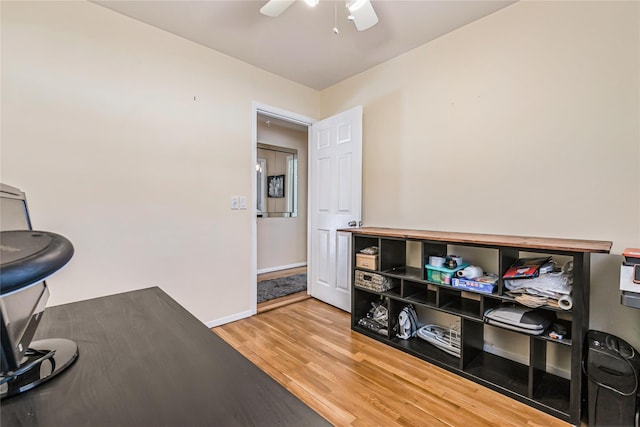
(2, 287), (329, 426)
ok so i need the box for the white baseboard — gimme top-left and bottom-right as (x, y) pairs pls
(257, 262), (307, 275)
(205, 309), (253, 328)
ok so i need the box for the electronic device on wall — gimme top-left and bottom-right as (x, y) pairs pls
(0, 184), (78, 399)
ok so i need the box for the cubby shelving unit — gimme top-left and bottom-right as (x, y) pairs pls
(342, 227), (611, 426)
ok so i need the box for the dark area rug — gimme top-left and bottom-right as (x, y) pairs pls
(257, 273), (307, 303)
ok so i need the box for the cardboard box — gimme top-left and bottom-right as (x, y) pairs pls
(356, 253), (378, 270)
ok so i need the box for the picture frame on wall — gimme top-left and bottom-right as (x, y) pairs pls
(267, 175), (285, 198)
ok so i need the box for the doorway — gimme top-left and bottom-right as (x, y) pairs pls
(252, 103), (363, 314)
(256, 266), (309, 313)
(252, 103), (314, 314)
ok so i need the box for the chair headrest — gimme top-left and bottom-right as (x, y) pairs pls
(0, 230), (74, 295)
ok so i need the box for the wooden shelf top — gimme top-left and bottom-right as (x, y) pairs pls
(339, 227), (612, 254)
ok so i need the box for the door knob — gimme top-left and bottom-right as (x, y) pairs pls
(347, 220), (357, 227)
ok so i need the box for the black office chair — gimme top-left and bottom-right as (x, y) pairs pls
(0, 230), (78, 399)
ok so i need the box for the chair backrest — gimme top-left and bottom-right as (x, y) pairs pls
(0, 183), (32, 231)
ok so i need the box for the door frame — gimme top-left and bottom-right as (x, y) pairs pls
(251, 101), (315, 314)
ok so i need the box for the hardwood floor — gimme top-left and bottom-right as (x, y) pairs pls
(257, 267), (310, 313)
(213, 298), (572, 427)
(257, 291), (311, 313)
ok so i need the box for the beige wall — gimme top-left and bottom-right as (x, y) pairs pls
(1, 1), (319, 325)
(320, 1), (640, 349)
(2, 0), (639, 351)
(256, 122), (308, 271)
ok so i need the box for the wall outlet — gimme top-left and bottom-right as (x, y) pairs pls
(231, 196), (239, 210)
(239, 196), (247, 210)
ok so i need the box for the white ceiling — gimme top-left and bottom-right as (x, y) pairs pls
(94, 0), (515, 90)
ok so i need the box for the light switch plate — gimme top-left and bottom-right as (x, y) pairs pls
(239, 196), (247, 210)
(231, 196), (239, 210)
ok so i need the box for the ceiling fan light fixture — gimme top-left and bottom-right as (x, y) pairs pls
(260, 0), (377, 31)
(345, 0), (378, 31)
(260, 0), (295, 17)
(346, 0), (367, 12)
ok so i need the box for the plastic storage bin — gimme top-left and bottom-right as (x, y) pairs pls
(425, 264), (467, 285)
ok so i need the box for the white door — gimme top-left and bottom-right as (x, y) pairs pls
(309, 106), (362, 312)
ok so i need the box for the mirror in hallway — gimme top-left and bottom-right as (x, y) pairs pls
(257, 142), (297, 217)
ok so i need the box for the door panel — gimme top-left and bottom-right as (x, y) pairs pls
(336, 231), (351, 293)
(337, 122), (351, 144)
(337, 154), (352, 213)
(317, 229), (330, 285)
(318, 128), (331, 149)
(318, 157), (331, 212)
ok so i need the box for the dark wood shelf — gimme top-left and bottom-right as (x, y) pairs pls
(535, 334), (573, 347)
(532, 372), (572, 415)
(353, 284), (403, 302)
(405, 292), (436, 307)
(382, 266), (423, 281)
(353, 324), (389, 340)
(390, 336), (460, 370)
(385, 288), (402, 299)
(463, 351), (529, 397)
(346, 227), (609, 425)
(346, 227), (612, 253)
(440, 299), (482, 320)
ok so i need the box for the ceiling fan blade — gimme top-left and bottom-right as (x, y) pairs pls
(347, 0), (378, 31)
(260, 0), (295, 17)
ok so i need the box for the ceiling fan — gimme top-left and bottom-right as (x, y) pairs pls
(260, 0), (379, 32)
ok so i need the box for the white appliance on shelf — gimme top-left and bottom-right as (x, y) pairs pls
(620, 248), (640, 309)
